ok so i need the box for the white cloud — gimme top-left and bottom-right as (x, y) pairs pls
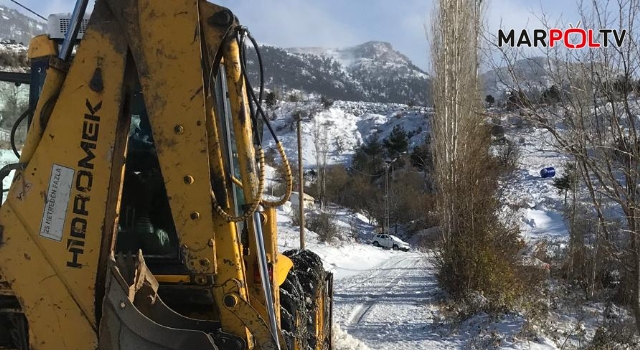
(216, 0), (359, 49)
(42, 0), (85, 15)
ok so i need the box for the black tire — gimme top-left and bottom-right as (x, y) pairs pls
(373, 241), (380, 247)
(284, 249), (329, 350)
(393, 245), (398, 250)
(279, 267), (308, 350)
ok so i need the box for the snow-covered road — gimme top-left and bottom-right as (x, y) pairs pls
(332, 252), (448, 350)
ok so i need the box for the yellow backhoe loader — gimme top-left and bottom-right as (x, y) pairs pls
(0, 0), (333, 349)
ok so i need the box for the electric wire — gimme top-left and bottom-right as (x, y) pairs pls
(9, 0), (46, 21)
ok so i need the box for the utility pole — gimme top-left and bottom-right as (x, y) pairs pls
(297, 116), (305, 250)
(384, 153), (406, 235)
(384, 157), (396, 235)
(384, 162), (390, 235)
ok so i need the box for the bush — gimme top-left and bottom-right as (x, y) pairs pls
(321, 96), (334, 109)
(587, 306), (638, 349)
(434, 223), (526, 312)
(494, 139), (521, 172)
(271, 161), (299, 198)
(288, 93), (300, 102)
(290, 206), (302, 227)
(485, 94), (495, 106)
(0, 51), (27, 68)
(265, 91), (278, 109)
(305, 211), (338, 243)
(264, 147), (278, 167)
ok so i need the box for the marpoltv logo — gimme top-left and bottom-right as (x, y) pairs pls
(498, 22), (627, 49)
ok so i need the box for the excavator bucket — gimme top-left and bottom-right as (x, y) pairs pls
(99, 251), (222, 350)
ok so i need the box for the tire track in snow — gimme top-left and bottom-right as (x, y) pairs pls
(338, 256), (409, 295)
(333, 252), (440, 350)
(345, 258), (409, 325)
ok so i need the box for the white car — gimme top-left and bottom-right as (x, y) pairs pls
(372, 234), (411, 251)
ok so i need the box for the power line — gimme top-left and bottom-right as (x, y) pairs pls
(10, 0), (46, 21)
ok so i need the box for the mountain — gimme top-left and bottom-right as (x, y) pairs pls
(0, 6), (45, 45)
(244, 41), (432, 105)
(481, 57), (554, 99)
(0, 6), (430, 105)
(481, 56), (616, 100)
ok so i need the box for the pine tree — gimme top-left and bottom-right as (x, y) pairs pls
(363, 134), (384, 157)
(351, 135), (385, 176)
(485, 94), (495, 106)
(265, 91), (277, 109)
(553, 163), (577, 205)
(383, 125), (409, 157)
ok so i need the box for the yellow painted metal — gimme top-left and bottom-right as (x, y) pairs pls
(222, 38), (259, 205)
(221, 280), (279, 350)
(245, 198), (293, 348)
(154, 275), (192, 284)
(315, 288), (326, 350)
(19, 55), (68, 164)
(20, 35), (62, 166)
(246, 290), (289, 348)
(106, 0), (271, 346)
(275, 254), (293, 287)
(27, 35), (57, 59)
(221, 31), (258, 283)
(262, 208), (291, 323)
(0, 2), (128, 348)
(193, 1), (257, 345)
(106, 0), (218, 274)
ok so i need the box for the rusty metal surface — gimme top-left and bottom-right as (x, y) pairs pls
(221, 280), (280, 350)
(99, 253), (220, 349)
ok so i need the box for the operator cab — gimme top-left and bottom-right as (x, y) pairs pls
(24, 13), (182, 261)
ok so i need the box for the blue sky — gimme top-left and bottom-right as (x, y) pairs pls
(3, 0), (581, 70)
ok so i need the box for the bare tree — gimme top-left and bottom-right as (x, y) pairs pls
(430, 0), (484, 244)
(312, 116), (330, 211)
(486, 0), (640, 332)
(429, 0), (526, 308)
(0, 82), (27, 128)
(0, 82), (28, 145)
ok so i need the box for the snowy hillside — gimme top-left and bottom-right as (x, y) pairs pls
(289, 41), (428, 83)
(263, 99), (432, 169)
(266, 113), (608, 350)
(481, 56), (617, 101)
(0, 39), (28, 71)
(0, 6), (45, 45)
(244, 41), (432, 105)
(482, 57), (553, 98)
